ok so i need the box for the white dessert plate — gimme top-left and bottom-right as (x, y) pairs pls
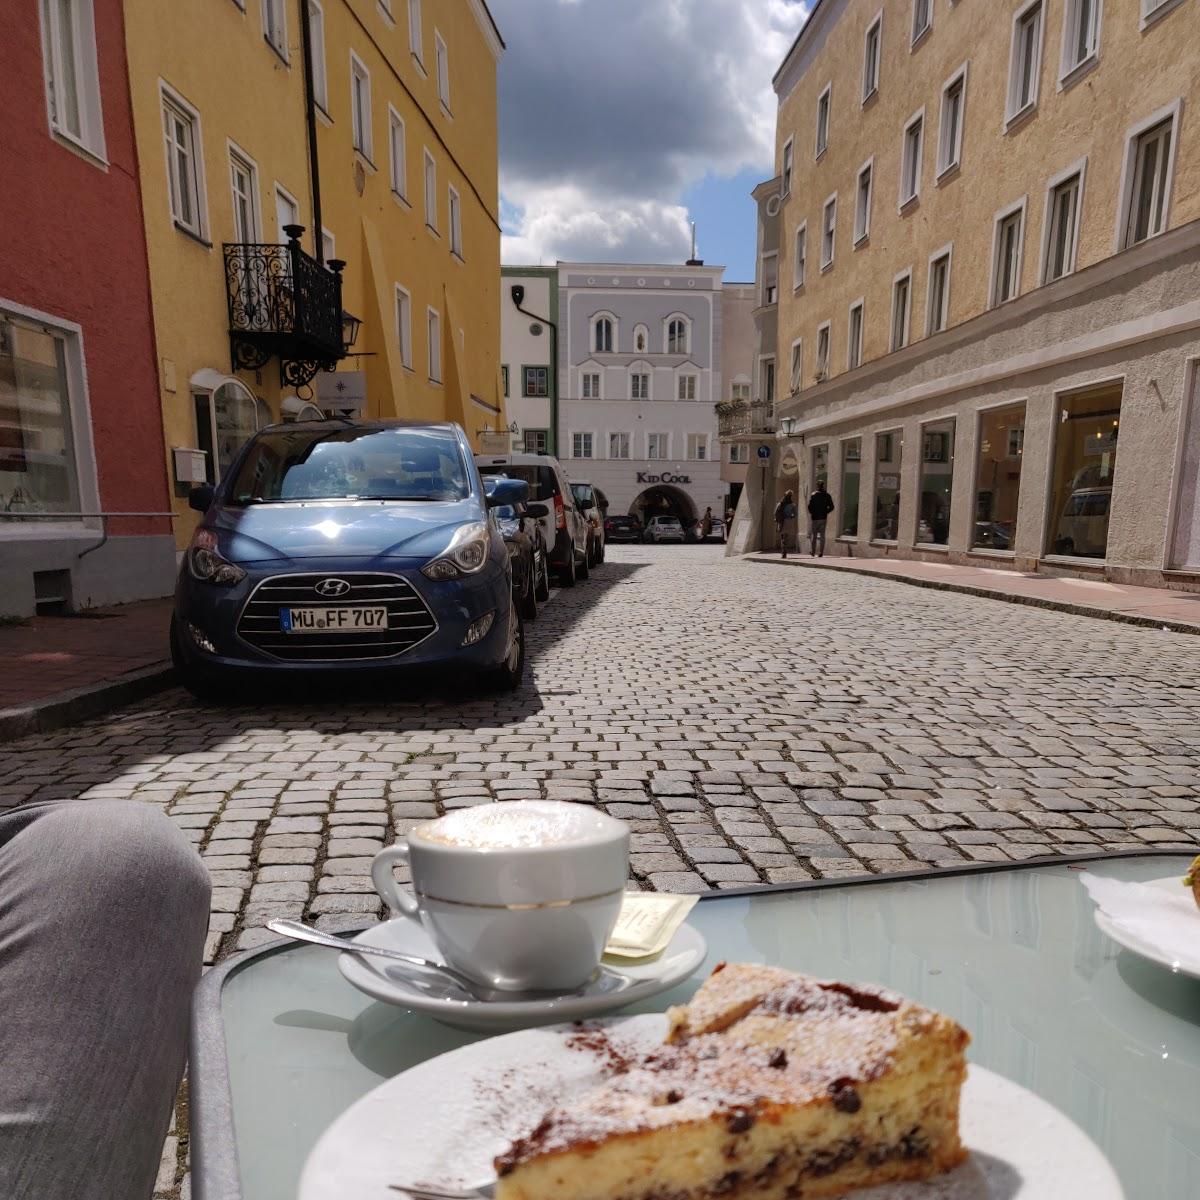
(299, 1013), (1123, 1200)
(1092, 876), (1200, 981)
(336, 914), (707, 1030)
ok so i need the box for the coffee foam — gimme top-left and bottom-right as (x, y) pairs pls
(416, 802), (620, 850)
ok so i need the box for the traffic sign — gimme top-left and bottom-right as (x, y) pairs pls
(756, 445), (771, 460)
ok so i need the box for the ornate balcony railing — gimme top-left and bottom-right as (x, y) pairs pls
(716, 400), (776, 438)
(224, 225), (345, 387)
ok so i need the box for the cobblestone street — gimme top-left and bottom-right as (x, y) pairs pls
(3, 545), (1200, 969)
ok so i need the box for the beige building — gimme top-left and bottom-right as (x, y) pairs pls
(760, 0), (1200, 585)
(719, 281), (758, 508)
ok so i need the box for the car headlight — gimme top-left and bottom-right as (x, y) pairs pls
(187, 528), (247, 586)
(421, 522), (491, 580)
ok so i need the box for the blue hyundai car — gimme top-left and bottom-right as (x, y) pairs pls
(171, 420), (528, 698)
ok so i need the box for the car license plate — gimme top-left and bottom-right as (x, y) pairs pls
(279, 606), (389, 633)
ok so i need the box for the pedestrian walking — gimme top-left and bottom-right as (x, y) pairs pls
(807, 481), (835, 557)
(774, 490), (798, 558)
(701, 506), (713, 539)
(724, 507), (734, 542)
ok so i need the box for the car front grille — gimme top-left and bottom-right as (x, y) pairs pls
(236, 573), (438, 662)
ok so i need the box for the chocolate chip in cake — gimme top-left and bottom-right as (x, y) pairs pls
(768, 1048), (788, 1069)
(829, 1078), (862, 1113)
(727, 1108), (754, 1134)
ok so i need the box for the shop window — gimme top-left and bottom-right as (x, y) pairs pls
(873, 430), (903, 540)
(972, 402), (1025, 551)
(193, 379), (264, 483)
(811, 443), (829, 493)
(840, 439), (861, 536)
(917, 418), (955, 545)
(1047, 384), (1122, 558)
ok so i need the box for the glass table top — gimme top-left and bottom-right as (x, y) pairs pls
(198, 855), (1200, 1200)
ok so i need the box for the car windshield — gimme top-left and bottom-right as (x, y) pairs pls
(571, 484), (594, 507)
(227, 426), (469, 504)
(486, 464), (558, 501)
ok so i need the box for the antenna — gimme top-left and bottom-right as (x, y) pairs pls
(690, 222), (697, 260)
(686, 222), (703, 267)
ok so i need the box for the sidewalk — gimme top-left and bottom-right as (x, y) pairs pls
(745, 551), (1200, 634)
(0, 597), (175, 736)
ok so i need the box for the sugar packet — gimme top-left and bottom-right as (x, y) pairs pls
(604, 891), (699, 960)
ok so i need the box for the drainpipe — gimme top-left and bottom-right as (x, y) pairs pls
(298, 0), (324, 262)
(510, 288), (558, 457)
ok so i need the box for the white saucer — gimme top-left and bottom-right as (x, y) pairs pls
(336, 915), (708, 1030)
(1093, 876), (1200, 980)
(300, 1013), (1123, 1200)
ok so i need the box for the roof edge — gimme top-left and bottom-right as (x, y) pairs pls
(771, 0), (828, 92)
(469, 0), (505, 59)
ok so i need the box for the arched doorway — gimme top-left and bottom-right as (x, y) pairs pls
(630, 484), (697, 528)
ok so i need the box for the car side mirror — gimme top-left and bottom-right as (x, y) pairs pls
(486, 478), (530, 508)
(188, 484), (216, 513)
(525, 503), (548, 518)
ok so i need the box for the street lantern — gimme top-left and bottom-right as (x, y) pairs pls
(778, 415), (799, 439)
(340, 309), (362, 353)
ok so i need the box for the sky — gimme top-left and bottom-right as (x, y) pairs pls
(490, 0), (810, 282)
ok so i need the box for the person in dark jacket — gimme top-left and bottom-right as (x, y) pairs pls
(774, 490), (797, 558)
(807, 481), (835, 557)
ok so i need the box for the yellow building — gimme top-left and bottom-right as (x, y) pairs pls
(763, 0), (1200, 587)
(124, 0), (505, 548)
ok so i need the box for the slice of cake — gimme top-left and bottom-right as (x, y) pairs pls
(494, 962), (970, 1200)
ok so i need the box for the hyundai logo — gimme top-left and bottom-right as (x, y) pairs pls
(314, 578), (351, 598)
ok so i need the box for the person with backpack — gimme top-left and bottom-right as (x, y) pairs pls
(807, 481), (835, 557)
(774, 490), (798, 558)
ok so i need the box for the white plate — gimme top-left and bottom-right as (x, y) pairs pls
(299, 1013), (1122, 1200)
(337, 916), (707, 1030)
(1093, 876), (1200, 980)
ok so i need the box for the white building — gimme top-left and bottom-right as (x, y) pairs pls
(499, 267), (557, 456)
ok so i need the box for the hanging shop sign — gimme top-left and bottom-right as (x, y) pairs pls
(636, 471), (691, 484)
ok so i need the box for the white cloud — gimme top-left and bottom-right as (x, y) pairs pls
(492, 0), (808, 265)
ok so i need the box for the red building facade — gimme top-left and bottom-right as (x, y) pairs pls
(0, 0), (174, 615)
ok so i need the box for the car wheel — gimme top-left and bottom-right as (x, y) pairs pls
(576, 545), (590, 580)
(483, 597), (525, 692)
(558, 548), (577, 588)
(519, 562), (538, 621)
(534, 550), (551, 601)
(170, 616), (226, 704)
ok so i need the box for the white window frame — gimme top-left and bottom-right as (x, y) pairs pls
(1115, 100), (1181, 251)
(388, 106), (407, 199)
(1005, 0), (1045, 126)
(686, 433), (709, 462)
(435, 29), (451, 112)
(408, 0), (423, 65)
(664, 314), (691, 355)
(936, 63), (968, 179)
(988, 197), (1028, 308)
(1141, 0), (1187, 30)
(899, 107), (924, 210)
(591, 312), (617, 354)
(847, 299), (865, 371)
(820, 192), (837, 270)
(321, 227), (335, 262)
(448, 184), (463, 257)
(227, 142), (262, 243)
(581, 370), (602, 400)
(793, 222), (807, 289)
(926, 243), (953, 334)
(426, 306), (442, 382)
(760, 355), (776, 408)
(815, 321), (832, 380)
(630, 370), (651, 401)
(608, 431), (630, 460)
(815, 83), (831, 159)
(262, 0), (288, 60)
(729, 443), (750, 465)
(781, 137), (794, 196)
(571, 432), (594, 460)
(395, 284), (412, 369)
(1059, 0), (1102, 87)
(350, 53), (373, 161)
(273, 183), (299, 240)
(890, 268), (912, 352)
(854, 157), (873, 245)
(378, 0), (394, 22)
(308, 1), (328, 112)
(862, 10), (882, 102)
(423, 148), (437, 231)
(677, 373), (697, 402)
(789, 338), (803, 393)
(160, 83), (209, 240)
(646, 432), (670, 461)
(39, 0), (107, 162)
(911, 0), (932, 46)
(1039, 157), (1087, 284)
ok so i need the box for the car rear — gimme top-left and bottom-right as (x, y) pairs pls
(474, 454), (580, 578)
(605, 515), (640, 543)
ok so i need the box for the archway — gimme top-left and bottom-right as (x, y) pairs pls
(630, 484), (697, 528)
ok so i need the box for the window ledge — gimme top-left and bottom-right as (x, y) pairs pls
(935, 161), (961, 187)
(967, 547), (1016, 558)
(439, 100), (453, 120)
(836, 535), (858, 543)
(1042, 553), (1107, 570)
(49, 128), (109, 171)
(411, 52), (427, 77)
(914, 542), (950, 552)
(451, 250), (465, 264)
(391, 188), (411, 210)
(173, 221), (213, 249)
(428, 375), (443, 386)
(315, 103), (334, 128)
(898, 193), (920, 216)
(820, 260), (834, 275)
(861, 86), (878, 109)
(354, 150), (377, 173)
(1141, 0), (1187, 30)
(425, 223), (441, 239)
(1058, 53), (1098, 93)
(814, 146), (827, 164)
(853, 232), (870, 250)
(793, 281), (806, 294)
(910, 24), (932, 50)
(870, 539), (900, 547)
(1004, 102), (1038, 135)
(264, 37), (290, 67)
(377, 1), (396, 25)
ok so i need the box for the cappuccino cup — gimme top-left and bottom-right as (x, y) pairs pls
(370, 801), (630, 993)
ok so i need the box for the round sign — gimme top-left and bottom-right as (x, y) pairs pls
(756, 445), (772, 460)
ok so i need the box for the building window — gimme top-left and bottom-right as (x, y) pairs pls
(523, 366), (548, 397)
(631, 372), (650, 400)
(781, 137), (794, 195)
(448, 185), (462, 256)
(677, 374), (696, 401)
(854, 160), (873, 243)
(863, 12), (882, 100)
(1043, 166), (1083, 282)
(572, 432), (593, 459)
(647, 433), (668, 460)
(581, 371), (600, 399)
(731, 382), (750, 402)
(816, 323), (831, 380)
(815, 84), (831, 157)
(991, 203), (1025, 306)
(900, 110), (924, 206)
(927, 248), (951, 333)
(388, 108), (407, 198)
(1007, 1), (1044, 122)
(918, 419), (955, 544)
(667, 318), (688, 354)
(229, 148), (260, 242)
(793, 223), (807, 288)
(847, 301), (864, 370)
(40, 0), (106, 159)
(1047, 383), (1122, 558)
(263, 0), (288, 59)
(193, 380), (267, 484)
(609, 432), (630, 459)
(729, 443), (750, 465)
(1122, 113), (1176, 248)
(687, 434), (708, 461)
(161, 90), (205, 237)
(274, 185), (298, 239)
(423, 150), (437, 230)
(1142, 0), (1184, 22)
(593, 316), (613, 353)
(789, 339), (803, 392)
(760, 254), (779, 304)
(891, 271), (911, 351)
(633, 324), (648, 353)
(874, 430), (903, 540)
(426, 306), (441, 381)
(1061, 0), (1099, 78)
(395, 285), (412, 369)
(761, 357), (776, 410)
(435, 30), (450, 110)
(350, 54), (372, 159)
(938, 66), (966, 176)
(321, 227), (335, 262)
(821, 195), (836, 268)
(972, 402), (1025, 550)
(308, 1), (328, 111)
(840, 439), (861, 536)
(523, 429), (548, 454)
(407, 0), (422, 62)
(912, 0), (932, 43)
(500, 364), (508, 396)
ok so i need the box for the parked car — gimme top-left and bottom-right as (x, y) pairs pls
(483, 475), (550, 620)
(570, 480), (606, 567)
(473, 453), (590, 587)
(643, 515), (685, 543)
(604, 514), (642, 543)
(171, 420), (527, 698)
(1053, 487), (1111, 557)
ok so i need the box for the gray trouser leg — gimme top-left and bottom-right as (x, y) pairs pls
(0, 800), (211, 1200)
(811, 519), (827, 556)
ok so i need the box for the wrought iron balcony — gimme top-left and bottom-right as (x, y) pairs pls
(716, 400), (776, 438)
(224, 225), (345, 387)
